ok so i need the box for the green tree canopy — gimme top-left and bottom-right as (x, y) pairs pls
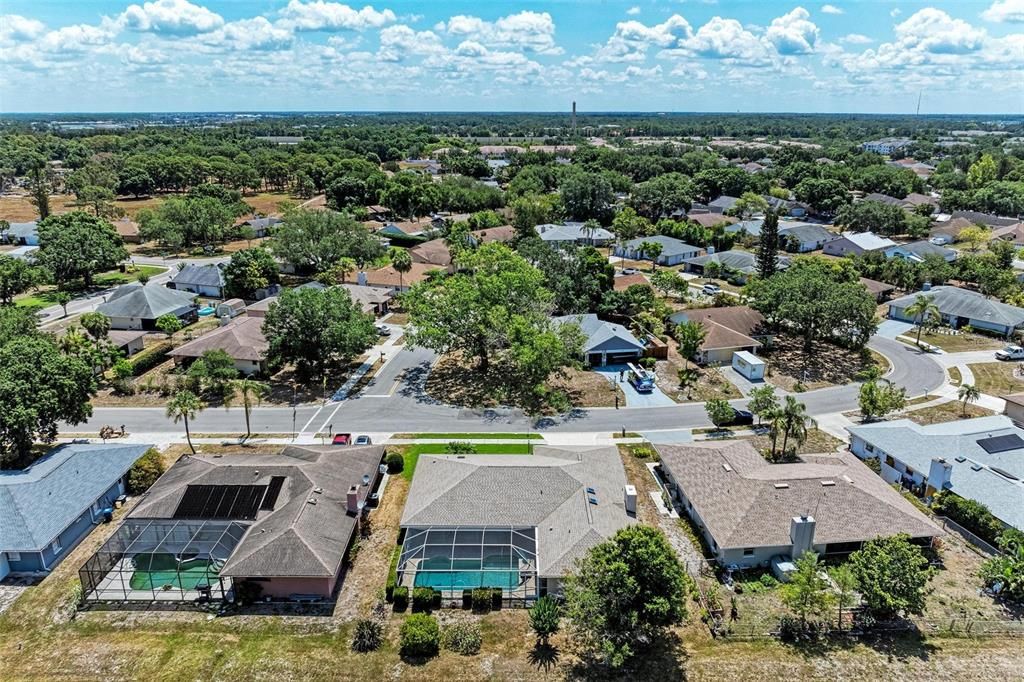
(271, 208), (385, 272)
(36, 211), (128, 288)
(0, 254), (38, 305)
(848, 534), (932, 618)
(137, 196), (237, 249)
(262, 286), (377, 379)
(563, 525), (689, 668)
(223, 247), (280, 299)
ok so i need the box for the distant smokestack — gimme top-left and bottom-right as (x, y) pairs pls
(572, 101), (577, 136)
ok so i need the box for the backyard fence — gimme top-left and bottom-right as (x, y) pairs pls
(719, 618), (1024, 642)
(934, 516), (1002, 557)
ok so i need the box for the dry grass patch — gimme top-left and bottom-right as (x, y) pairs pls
(904, 400), (995, 426)
(966, 362), (1024, 396)
(549, 367), (624, 408)
(917, 330), (1005, 353)
(741, 427), (846, 456)
(763, 335), (886, 392)
(655, 350), (741, 403)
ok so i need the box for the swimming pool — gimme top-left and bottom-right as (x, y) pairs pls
(412, 556), (523, 591)
(129, 553), (220, 591)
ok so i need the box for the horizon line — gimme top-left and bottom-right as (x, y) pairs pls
(1, 110), (1021, 118)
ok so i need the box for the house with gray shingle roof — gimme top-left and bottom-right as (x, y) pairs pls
(168, 263), (227, 298)
(535, 222), (614, 246)
(656, 440), (941, 568)
(81, 445), (386, 602)
(1, 443), (150, 579)
(884, 240), (957, 263)
(95, 283), (198, 330)
(847, 416), (1024, 533)
(612, 235), (704, 266)
(553, 313), (646, 366)
(888, 285), (1024, 337)
(398, 446), (633, 600)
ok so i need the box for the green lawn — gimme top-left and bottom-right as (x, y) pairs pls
(400, 443), (534, 480)
(392, 432), (542, 440)
(16, 266), (168, 308)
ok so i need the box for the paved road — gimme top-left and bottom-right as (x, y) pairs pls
(75, 336), (945, 436)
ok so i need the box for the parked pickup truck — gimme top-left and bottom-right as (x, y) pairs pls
(995, 345), (1024, 361)
(332, 433), (352, 445)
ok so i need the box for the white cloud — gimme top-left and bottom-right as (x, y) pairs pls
(196, 17), (293, 51)
(38, 22), (120, 53)
(0, 15), (46, 44)
(377, 24), (445, 61)
(682, 16), (772, 64)
(839, 33), (873, 44)
(278, 1), (396, 32)
(437, 11), (561, 54)
(894, 8), (985, 54)
(821, 4), (844, 14)
(981, 0), (1024, 23)
(890, 8), (901, 17)
(586, 14), (693, 63)
(120, 0), (224, 35)
(765, 7), (819, 55)
(627, 6), (641, 15)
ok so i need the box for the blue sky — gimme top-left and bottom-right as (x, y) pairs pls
(0, 1), (1021, 113)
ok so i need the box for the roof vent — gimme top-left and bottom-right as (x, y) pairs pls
(774, 483), (789, 489)
(362, 474), (371, 486)
(954, 456), (967, 463)
(722, 463), (733, 472)
(991, 467), (1019, 481)
(821, 480), (836, 486)
(307, 497), (318, 505)
(588, 495), (598, 505)
(971, 464), (983, 471)
(313, 486), (323, 494)
(841, 474), (853, 484)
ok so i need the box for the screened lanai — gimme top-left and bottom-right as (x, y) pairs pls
(396, 526), (538, 600)
(80, 518), (249, 602)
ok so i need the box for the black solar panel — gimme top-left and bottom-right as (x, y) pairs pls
(977, 434), (1024, 454)
(260, 476), (286, 511)
(174, 484), (267, 520)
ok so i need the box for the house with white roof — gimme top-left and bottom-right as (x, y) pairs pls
(535, 222), (614, 246)
(888, 285), (1024, 337)
(822, 232), (898, 258)
(847, 416), (1024, 532)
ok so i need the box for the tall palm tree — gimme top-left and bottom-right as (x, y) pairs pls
(780, 396), (814, 458)
(389, 247), (413, 291)
(958, 383), (981, 416)
(228, 378), (270, 439)
(766, 406), (786, 460)
(904, 294), (941, 346)
(166, 389), (206, 454)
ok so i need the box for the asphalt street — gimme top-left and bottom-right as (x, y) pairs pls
(77, 336), (946, 436)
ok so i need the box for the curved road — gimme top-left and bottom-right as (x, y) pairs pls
(76, 337), (945, 436)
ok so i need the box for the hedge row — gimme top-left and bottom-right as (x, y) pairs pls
(128, 341), (172, 376)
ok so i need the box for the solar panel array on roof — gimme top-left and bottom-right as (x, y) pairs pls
(976, 434), (1024, 454)
(260, 476), (286, 511)
(173, 484), (267, 520)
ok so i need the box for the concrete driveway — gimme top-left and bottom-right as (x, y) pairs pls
(875, 319), (916, 339)
(593, 365), (677, 407)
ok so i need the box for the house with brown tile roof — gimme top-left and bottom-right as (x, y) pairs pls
(168, 316), (269, 375)
(409, 238), (453, 266)
(360, 262), (448, 292)
(668, 305), (768, 365)
(656, 440), (942, 568)
(613, 273), (649, 291)
(689, 213), (738, 229)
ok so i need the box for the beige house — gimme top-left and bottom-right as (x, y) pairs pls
(669, 306), (768, 365)
(168, 316), (269, 375)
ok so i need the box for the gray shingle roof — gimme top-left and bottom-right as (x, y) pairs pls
(685, 250), (792, 274)
(621, 235), (700, 257)
(889, 286), (1024, 329)
(96, 283), (197, 320)
(129, 445), (384, 578)
(887, 240), (956, 260)
(171, 264), (225, 289)
(657, 441), (941, 551)
(846, 416), (1024, 531)
(401, 446), (632, 578)
(779, 223), (835, 245)
(553, 314), (645, 354)
(708, 195), (740, 211)
(535, 223), (614, 242)
(0, 443), (150, 551)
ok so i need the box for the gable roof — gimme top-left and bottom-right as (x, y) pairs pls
(131, 445), (385, 578)
(669, 306), (765, 352)
(950, 210), (1018, 228)
(657, 441), (941, 550)
(168, 316), (268, 362)
(889, 286), (1024, 329)
(613, 273), (649, 291)
(96, 283), (197, 320)
(409, 238), (453, 266)
(553, 313), (646, 354)
(930, 217), (975, 239)
(0, 443), (149, 551)
(684, 250), (790, 274)
(622, 235), (701, 257)
(535, 223), (614, 242)
(171, 264), (225, 288)
(886, 240), (957, 260)
(362, 261), (447, 288)
(846, 416), (1024, 531)
(338, 283), (392, 312)
(778, 223), (834, 245)
(859, 277), (895, 297)
(689, 213), (739, 229)
(401, 446), (632, 578)
(708, 195), (740, 210)
(835, 232), (897, 251)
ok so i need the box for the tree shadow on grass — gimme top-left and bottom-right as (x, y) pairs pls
(782, 622), (935, 663)
(565, 630), (688, 681)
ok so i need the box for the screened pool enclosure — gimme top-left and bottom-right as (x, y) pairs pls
(80, 519), (249, 602)
(396, 526), (538, 600)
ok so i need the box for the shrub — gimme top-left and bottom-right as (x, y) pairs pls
(351, 619), (384, 652)
(385, 546), (401, 602)
(127, 448), (166, 495)
(759, 572), (779, 589)
(529, 595), (560, 642)
(445, 441), (476, 454)
(412, 587), (434, 612)
(932, 491), (1005, 546)
(640, 356), (657, 369)
(440, 621), (482, 656)
(385, 451), (404, 474)
(471, 588), (491, 613)
(491, 588), (503, 611)
(392, 586), (409, 612)
(128, 341), (172, 376)
(462, 589), (473, 610)
(400, 613), (440, 658)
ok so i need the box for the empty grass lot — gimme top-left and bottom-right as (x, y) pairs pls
(916, 330), (1005, 353)
(905, 400), (995, 426)
(966, 362), (1024, 396)
(391, 432), (542, 440)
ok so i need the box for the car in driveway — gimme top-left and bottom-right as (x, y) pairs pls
(701, 283), (721, 295)
(996, 345), (1024, 361)
(332, 433), (352, 445)
(354, 435), (372, 445)
(621, 267), (640, 275)
(375, 324), (391, 336)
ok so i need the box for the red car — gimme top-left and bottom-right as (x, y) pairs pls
(332, 433), (352, 445)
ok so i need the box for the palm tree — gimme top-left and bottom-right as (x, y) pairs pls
(166, 389), (206, 454)
(334, 257), (357, 284)
(958, 383), (980, 416)
(389, 247), (413, 291)
(780, 396), (814, 458)
(229, 378), (270, 439)
(766, 406), (786, 460)
(904, 294), (940, 346)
